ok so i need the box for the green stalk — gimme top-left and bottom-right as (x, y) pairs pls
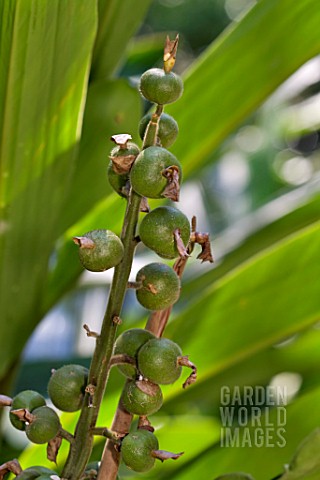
(61, 191), (141, 479)
(62, 104), (163, 479)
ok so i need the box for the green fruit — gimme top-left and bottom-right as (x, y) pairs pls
(48, 364), (89, 412)
(107, 161), (129, 198)
(114, 328), (156, 379)
(10, 390), (46, 431)
(36, 476), (59, 480)
(25, 406), (60, 444)
(139, 206), (190, 259)
(121, 380), (163, 416)
(138, 338), (182, 385)
(139, 112), (179, 148)
(121, 429), (159, 472)
(136, 263), (180, 311)
(130, 146), (182, 199)
(74, 229), (124, 272)
(139, 68), (183, 105)
(16, 467), (57, 480)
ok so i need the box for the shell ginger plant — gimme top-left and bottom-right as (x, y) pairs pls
(0, 36), (213, 480)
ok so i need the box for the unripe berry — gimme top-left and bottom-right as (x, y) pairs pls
(139, 206), (190, 259)
(136, 263), (180, 311)
(140, 68), (183, 105)
(10, 390), (46, 431)
(121, 379), (163, 416)
(48, 364), (89, 412)
(73, 229), (124, 272)
(121, 429), (159, 472)
(130, 146), (182, 199)
(25, 406), (60, 444)
(138, 338), (182, 384)
(139, 112), (179, 148)
(107, 161), (129, 198)
(114, 328), (156, 379)
(15, 467), (58, 480)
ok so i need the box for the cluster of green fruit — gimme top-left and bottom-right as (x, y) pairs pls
(73, 64), (189, 314)
(109, 64), (188, 473)
(114, 327), (185, 471)
(7, 364), (89, 478)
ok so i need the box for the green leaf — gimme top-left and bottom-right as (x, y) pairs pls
(280, 429), (320, 479)
(167, 0), (320, 175)
(91, 0), (152, 79)
(164, 221), (320, 398)
(182, 190), (320, 301)
(0, 0), (97, 381)
(56, 78), (142, 235)
(164, 386), (320, 480)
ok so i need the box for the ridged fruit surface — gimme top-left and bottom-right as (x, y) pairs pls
(10, 390), (46, 431)
(121, 380), (163, 416)
(76, 229), (124, 272)
(136, 263), (180, 311)
(139, 206), (190, 259)
(25, 406), (60, 444)
(16, 467), (57, 480)
(138, 338), (182, 384)
(130, 146), (181, 199)
(48, 364), (88, 412)
(139, 68), (183, 105)
(121, 429), (159, 472)
(114, 328), (155, 379)
(107, 161), (129, 198)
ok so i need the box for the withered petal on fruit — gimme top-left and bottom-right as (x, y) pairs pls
(110, 154), (137, 175)
(178, 355), (198, 389)
(162, 165), (180, 201)
(47, 435), (62, 463)
(10, 408), (34, 424)
(163, 34), (179, 73)
(0, 460), (22, 479)
(136, 380), (159, 397)
(173, 229), (189, 258)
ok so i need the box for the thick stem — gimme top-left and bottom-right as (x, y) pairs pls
(61, 191), (141, 480)
(142, 104), (163, 148)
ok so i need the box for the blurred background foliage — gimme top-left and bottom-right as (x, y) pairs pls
(1, 0), (320, 478)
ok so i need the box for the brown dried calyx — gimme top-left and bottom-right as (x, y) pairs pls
(189, 216), (214, 263)
(163, 34), (179, 73)
(0, 459), (22, 480)
(110, 134), (139, 174)
(162, 165), (180, 201)
(190, 231), (214, 263)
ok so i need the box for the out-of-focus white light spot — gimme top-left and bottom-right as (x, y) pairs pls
(271, 57), (320, 103)
(179, 181), (209, 231)
(235, 125), (265, 153)
(281, 156), (313, 185)
(269, 372), (302, 404)
(225, 0), (256, 20)
(217, 152), (250, 193)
